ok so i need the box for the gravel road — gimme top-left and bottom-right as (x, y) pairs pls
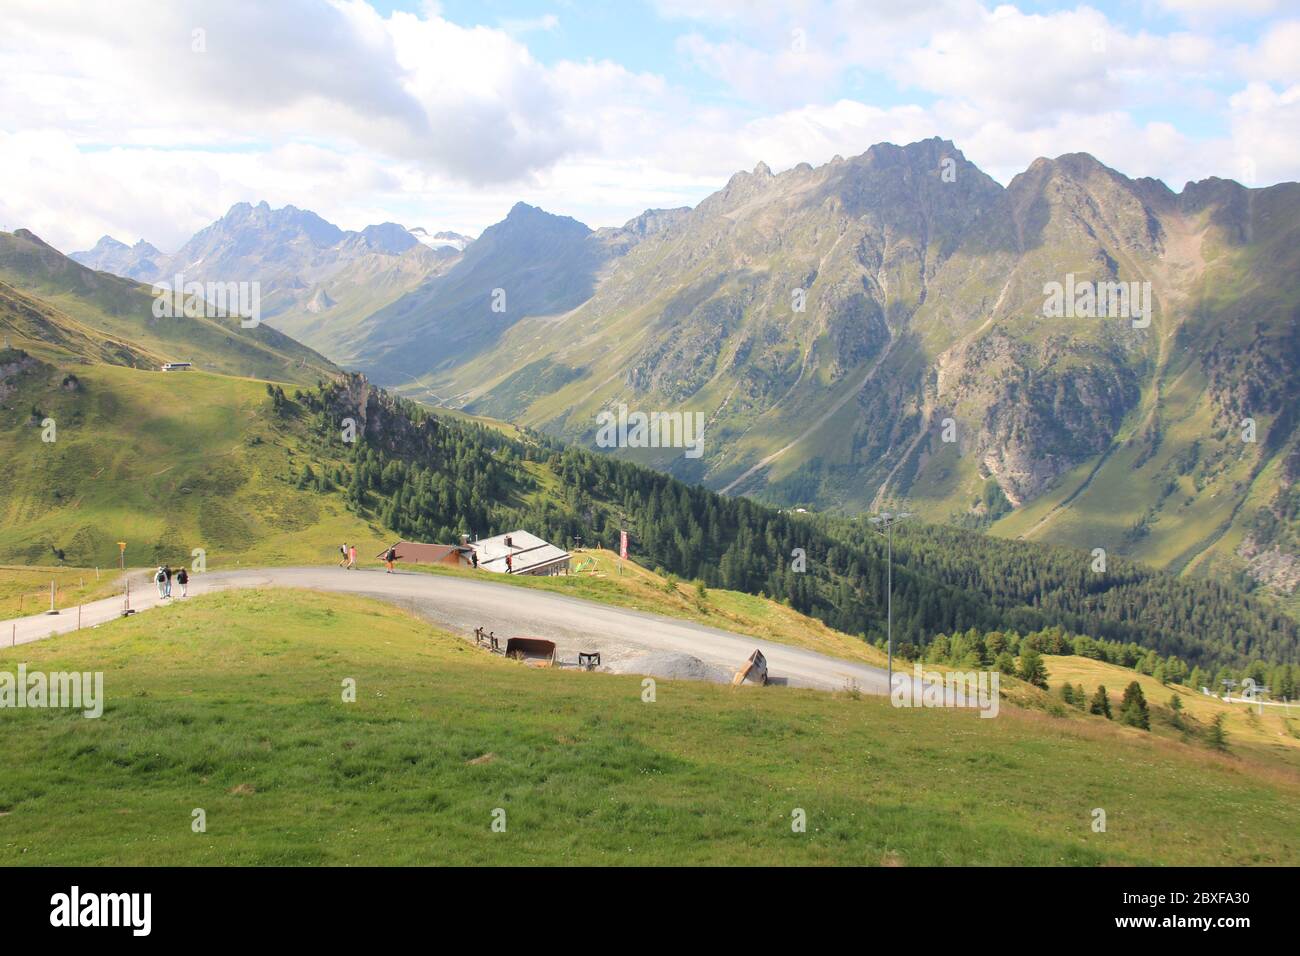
(1, 566), (903, 694)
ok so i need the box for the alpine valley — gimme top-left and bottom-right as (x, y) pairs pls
(67, 138), (1300, 605)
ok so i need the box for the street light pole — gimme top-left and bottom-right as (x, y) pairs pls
(887, 518), (893, 685)
(869, 511), (912, 690)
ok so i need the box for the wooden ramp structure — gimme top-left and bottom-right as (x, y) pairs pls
(732, 649), (769, 686)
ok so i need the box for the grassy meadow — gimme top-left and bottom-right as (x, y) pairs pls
(1, 589), (1297, 866)
(1042, 653), (1300, 773)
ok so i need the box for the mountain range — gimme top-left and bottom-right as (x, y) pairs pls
(70, 203), (473, 363)
(61, 139), (1300, 604)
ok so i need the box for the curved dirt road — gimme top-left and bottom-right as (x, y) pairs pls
(0, 566), (902, 694)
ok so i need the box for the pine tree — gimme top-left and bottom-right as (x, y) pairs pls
(1089, 685), (1112, 719)
(1207, 712), (1228, 751)
(1060, 683), (1076, 706)
(1018, 649), (1048, 689)
(347, 467), (365, 509)
(1074, 683), (1087, 709)
(1119, 681), (1150, 729)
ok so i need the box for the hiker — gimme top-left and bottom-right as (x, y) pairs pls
(348, 544), (357, 570)
(471, 551), (478, 569)
(338, 544), (348, 568)
(176, 566), (189, 597)
(505, 553), (513, 573)
(384, 546), (396, 574)
(161, 564), (172, 598)
(154, 566), (167, 599)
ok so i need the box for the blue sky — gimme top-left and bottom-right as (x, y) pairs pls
(2, 0), (1297, 251)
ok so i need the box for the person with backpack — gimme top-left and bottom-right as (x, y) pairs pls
(338, 544), (348, 568)
(348, 544), (357, 570)
(154, 566), (167, 599)
(161, 564), (172, 598)
(175, 566), (189, 597)
(384, 546), (397, 574)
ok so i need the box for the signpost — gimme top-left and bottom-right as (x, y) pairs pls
(619, 529), (628, 576)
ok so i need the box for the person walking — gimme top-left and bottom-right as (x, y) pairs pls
(161, 564), (172, 598)
(154, 566), (167, 599)
(505, 552), (513, 573)
(384, 546), (396, 574)
(348, 544), (357, 570)
(176, 566), (189, 597)
(471, 551), (478, 569)
(338, 544), (348, 568)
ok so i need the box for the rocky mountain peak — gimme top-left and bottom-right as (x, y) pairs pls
(358, 222), (418, 255)
(89, 235), (129, 252)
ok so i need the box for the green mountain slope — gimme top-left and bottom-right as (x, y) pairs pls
(0, 360), (376, 569)
(0, 280), (155, 368)
(0, 229), (336, 384)
(351, 202), (667, 386)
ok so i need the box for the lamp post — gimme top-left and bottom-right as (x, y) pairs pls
(117, 541), (128, 614)
(869, 511), (912, 689)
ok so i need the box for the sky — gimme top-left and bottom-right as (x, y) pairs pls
(1, 0), (1297, 253)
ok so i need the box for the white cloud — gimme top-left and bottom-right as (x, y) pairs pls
(677, 31), (845, 107)
(1, 0), (1297, 255)
(1225, 82), (1300, 186)
(1239, 19), (1300, 84)
(0, 0), (655, 184)
(1160, 0), (1278, 18)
